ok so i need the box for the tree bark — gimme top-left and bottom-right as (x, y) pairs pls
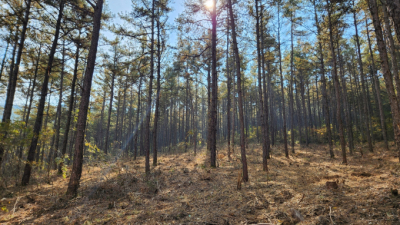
(289, 12), (295, 153)
(26, 46), (41, 128)
(59, 44), (80, 174)
(300, 73), (308, 146)
(145, 0), (155, 174)
(367, 0), (400, 162)
(104, 55), (116, 155)
(115, 90), (121, 148)
(365, 20), (389, 151)
(0, 0), (31, 167)
(0, 34), (9, 82)
(120, 82), (128, 150)
(385, 0), (400, 43)
(66, 0), (104, 196)
(255, 0), (265, 161)
(134, 74), (142, 160)
(337, 41), (354, 154)
(380, 0), (400, 104)
(21, 0), (65, 185)
(353, 0), (373, 152)
(152, 10), (161, 166)
(226, 15), (231, 160)
(313, 0), (334, 157)
(277, 2), (288, 158)
(326, 0), (347, 164)
(227, 0), (248, 181)
(54, 41), (66, 170)
(208, 0), (218, 168)
(260, 5), (270, 169)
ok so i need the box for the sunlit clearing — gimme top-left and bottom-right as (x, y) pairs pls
(204, 0), (214, 9)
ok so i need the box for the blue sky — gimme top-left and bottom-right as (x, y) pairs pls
(0, 0), (185, 111)
(105, 0), (185, 45)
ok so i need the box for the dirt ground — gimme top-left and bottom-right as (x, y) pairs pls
(1, 142), (400, 224)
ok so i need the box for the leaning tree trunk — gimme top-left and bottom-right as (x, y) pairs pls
(365, 20), (389, 151)
(15, 81), (32, 179)
(7, 28), (18, 95)
(227, 0), (248, 182)
(0, 33), (10, 81)
(327, 0), (347, 164)
(53, 42), (65, 171)
(384, 0), (400, 43)
(352, 0), (373, 152)
(66, 0), (104, 196)
(313, 0), (334, 157)
(104, 61), (116, 155)
(26, 45), (41, 128)
(37, 81), (53, 163)
(367, 0), (400, 162)
(277, 2), (288, 158)
(58, 44), (80, 174)
(0, 0), (31, 167)
(337, 41), (355, 154)
(21, 0), (65, 186)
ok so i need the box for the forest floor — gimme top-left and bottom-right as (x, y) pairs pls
(1, 142), (400, 224)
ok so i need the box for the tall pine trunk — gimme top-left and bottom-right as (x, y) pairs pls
(208, 0), (218, 168)
(152, 10), (161, 166)
(327, 0), (346, 164)
(384, 0), (400, 43)
(54, 42), (65, 171)
(255, 0), (265, 161)
(21, 0), (65, 185)
(134, 74), (142, 160)
(313, 0), (333, 157)
(227, 0), (248, 181)
(289, 13), (295, 153)
(337, 41), (354, 154)
(260, 6), (270, 168)
(368, 0), (400, 162)
(104, 56), (116, 155)
(353, 0), (373, 152)
(277, 2), (288, 158)
(0, 0), (31, 166)
(26, 45), (41, 127)
(226, 15), (231, 160)
(59, 44), (80, 174)
(365, 21), (389, 150)
(145, 0), (155, 173)
(0, 33), (10, 81)
(66, 0), (104, 196)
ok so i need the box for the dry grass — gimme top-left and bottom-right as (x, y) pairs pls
(1, 142), (400, 224)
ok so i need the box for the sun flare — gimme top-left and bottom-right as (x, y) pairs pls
(204, 0), (214, 9)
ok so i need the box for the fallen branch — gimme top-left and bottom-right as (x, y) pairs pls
(329, 206), (334, 224)
(12, 197), (21, 216)
(298, 193), (305, 204)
